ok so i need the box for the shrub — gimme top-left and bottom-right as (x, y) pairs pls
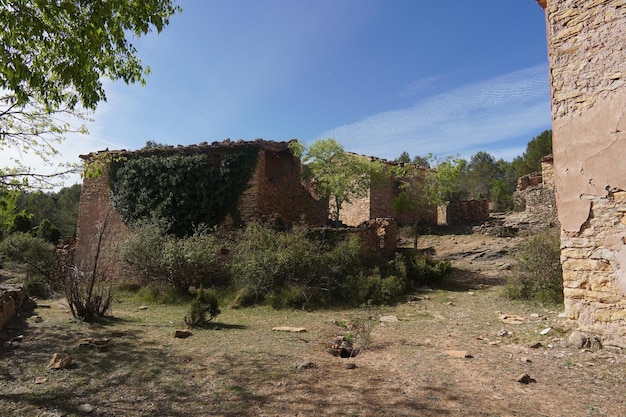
(339, 268), (408, 306)
(185, 286), (221, 327)
(119, 220), (223, 291)
(0, 232), (55, 280)
(505, 227), (563, 304)
(406, 254), (452, 287)
(230, 223), (363, 307)
(24, 276), (51, 299)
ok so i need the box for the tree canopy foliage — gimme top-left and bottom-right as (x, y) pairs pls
(0, 1), (181, 189)
(294, 138), (383, 225)
(512, 130), (552, 178)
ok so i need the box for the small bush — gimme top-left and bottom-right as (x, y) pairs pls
(185, 286), (221, 327)
(24, 276), (51, 299)
(119, 220), (223, 291)
(407, 254), (452, 287)
(230, 223), (362, 306)
(336, 268), (407, 306)
(505, 227), (563, 304)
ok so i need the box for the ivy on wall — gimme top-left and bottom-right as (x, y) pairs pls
(109, 148), (259, 236)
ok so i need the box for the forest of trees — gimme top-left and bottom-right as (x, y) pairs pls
(394, 129), (552, 211)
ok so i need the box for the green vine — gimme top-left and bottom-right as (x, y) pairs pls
(109, 148), (259, 236)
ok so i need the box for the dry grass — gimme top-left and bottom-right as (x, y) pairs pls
(1, 232), (625, 417)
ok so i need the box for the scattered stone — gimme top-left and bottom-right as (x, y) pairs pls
(35, 376), (47, 384)
(34, 315), (44, 323)
(521, 357), (532, 363)
(529, 341), (543, 349)
(328, 336), (357, 358)
(47, 353), (72, 370)
(530, 313), (540, 319)
(497, 329), (512, 337)
(540, 327), (552, 336)
(498, 263), (512, 271)
(77, 403), (95, 414)
(516, 373), (536, 384)
(272, 326), (307, 333)
(379, 315), (399, 323)
(499, 314), (525, 324)
(557, 312), (567, 318)
(174, 330), (192, 339)
(445, 350), (473, 359)
(294, 361), (316, 371)
(9, 335), (24, 345)
(79, 338), (111, 349)
(345, 362), (357, 370)
(567, 330), (602, 350)
(138, 305), (148, 310)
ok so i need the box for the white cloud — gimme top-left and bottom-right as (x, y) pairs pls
(317, 64), (551, 161)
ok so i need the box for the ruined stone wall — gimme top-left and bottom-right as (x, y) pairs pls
(245, 149), (328, 227)
(320, 218), (398, 260)
(74, 173), (130, 281)
(338, 192), (370, 227)
(437, 200), (490, 226)
(339, 167), (437, 227)
(541, 156), (554, 188)
(513, 157), (558, 225)
(542, 0), (626, 347)
(0, 284), (28, 330)
(75, 142), (328, 279)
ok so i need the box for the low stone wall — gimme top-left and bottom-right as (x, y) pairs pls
(437, 200), (490, 226)
(0, 284), (28, 330)
(316, 218), (398, 260)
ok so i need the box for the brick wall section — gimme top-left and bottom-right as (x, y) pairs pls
(248, 149), (327, 227)
(437, 200), (490, 226)
(340, 165), (437, 227)
(74, 173), (130, 281)
(541, 0), (626, 347)
(0, 284), (28, 330)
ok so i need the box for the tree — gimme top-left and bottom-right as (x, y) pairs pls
(392, 155), (466, 247)
(297, 138), (383, 226)
(512, 130), (553, 178)
(465, 151), (499, 199)
(0, 1), (181, 189)
(396, 151), (411, 164)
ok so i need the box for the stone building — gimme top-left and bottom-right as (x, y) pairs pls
(537, 0), (626, 347)
(74, 139), (328, 278)
(514, 155), (558, 226)
(339, 158), (437, 227)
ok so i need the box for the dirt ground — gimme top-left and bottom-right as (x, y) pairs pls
(1, 228), (625, 417)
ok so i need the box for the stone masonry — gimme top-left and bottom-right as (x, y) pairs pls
(74, 140), (328, 280)
(539, 0), (626, 347)
(0, 284), (28, 330)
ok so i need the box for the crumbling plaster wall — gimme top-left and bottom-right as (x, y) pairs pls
(542, 0), (626, 346)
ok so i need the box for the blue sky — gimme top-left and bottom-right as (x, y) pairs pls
(5, 0), (552, 185)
